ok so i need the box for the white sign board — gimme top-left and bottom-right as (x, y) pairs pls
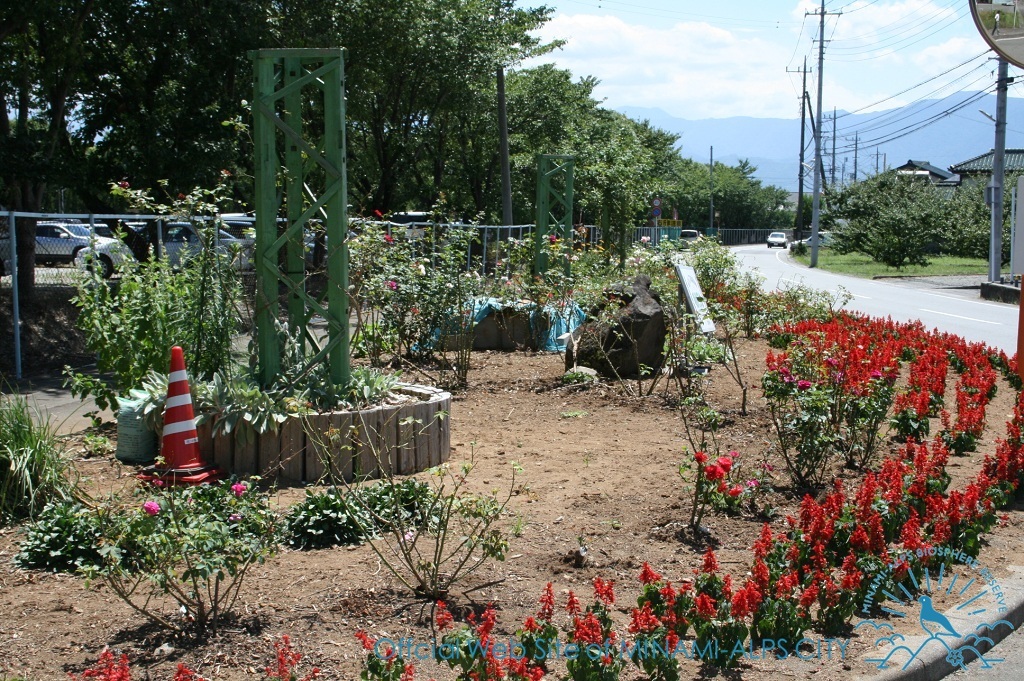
(673, 262), (716, 335)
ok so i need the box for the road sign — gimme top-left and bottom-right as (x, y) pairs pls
(651, 198), (662, 208)
(651, 207), (662, 217)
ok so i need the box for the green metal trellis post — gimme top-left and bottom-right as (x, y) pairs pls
(534, 154), (575, 276)
(250, 48), (349, 388)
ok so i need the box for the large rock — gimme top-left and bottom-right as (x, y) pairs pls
(565, 275), (666, 378)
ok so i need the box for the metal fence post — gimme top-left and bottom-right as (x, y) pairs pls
(10, 211), (21, 379)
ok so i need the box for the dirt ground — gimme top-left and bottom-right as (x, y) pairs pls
(1, 342), (1022, 680)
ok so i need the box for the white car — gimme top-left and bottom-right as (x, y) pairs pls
(766, 232), (788, 249)
(795, 231), (833, 248)
(75, 221), (253, 278)
(0, 221), (119, 276)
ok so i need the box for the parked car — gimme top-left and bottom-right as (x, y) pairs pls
(74, 221), (253, 278)
(766, 231), (788, 249)
(794, 231), (833, 248)
(0, 220), (119, 275)
(680, 229), (701, 243)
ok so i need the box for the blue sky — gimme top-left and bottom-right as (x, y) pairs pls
(517, 0), (1019, 121)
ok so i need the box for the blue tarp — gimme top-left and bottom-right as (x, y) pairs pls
(470, 297), (586, 352)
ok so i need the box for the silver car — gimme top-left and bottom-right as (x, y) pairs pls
(0, 221), (118, 275)
(767, 232), (788, 249)
(75, 221), (253, 278)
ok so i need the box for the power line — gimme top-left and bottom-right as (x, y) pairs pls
(828, 0), (960, 45)
(833, 88), (993, 153)
(837, 67), (993, 136)
(832, 0), (886, 15)
(554, 0), (804, 28)
(828, 7), (968, 60)
(835, 50), (989, 119)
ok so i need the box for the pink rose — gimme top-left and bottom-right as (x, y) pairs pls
(143, 501), (160, 516)
(231, 482), (247, 498)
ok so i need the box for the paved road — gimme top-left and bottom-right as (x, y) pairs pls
(734, 245), (1019, 353)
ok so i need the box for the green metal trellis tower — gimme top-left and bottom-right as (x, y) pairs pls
(534, 154), (575, 276)
(250, 48), (349, 388)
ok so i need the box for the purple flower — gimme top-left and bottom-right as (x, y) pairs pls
(143, 501), (161, 516)
(797, 379), (812, 391)
(231, 482), (247, 498)
(386, 280), (398, 291)
(228, 513), (242, 523)
(548, 233), (557, 244)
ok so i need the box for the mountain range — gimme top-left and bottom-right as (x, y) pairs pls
(619, 91), (1024, 192)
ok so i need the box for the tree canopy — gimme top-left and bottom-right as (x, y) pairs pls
(1, 0), (792, 232)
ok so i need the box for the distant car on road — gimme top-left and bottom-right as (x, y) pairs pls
(766, 231), (788, 249)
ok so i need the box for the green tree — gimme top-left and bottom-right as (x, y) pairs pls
(828, 171), (945, 269)
(0, 0), (97, 300)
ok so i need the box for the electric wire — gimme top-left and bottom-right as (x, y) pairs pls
(833, 0), (885, 15)
(834, 50), (990, 119)
(828, 7), (969, 59)
(554, 0), (803, 27)
(828, 0), (961, 45)
(832, 88), (993, 152)
(836, 65), (993, 135)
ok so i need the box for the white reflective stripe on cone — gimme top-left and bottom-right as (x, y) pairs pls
(165, 394), (193, 408)
(163, 420), (197, 436)
(169, 370), (189, 383)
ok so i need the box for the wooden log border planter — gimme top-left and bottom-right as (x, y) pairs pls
(195, 384), (451, 484)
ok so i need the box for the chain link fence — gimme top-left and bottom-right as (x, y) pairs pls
(2, 212), (723, 378)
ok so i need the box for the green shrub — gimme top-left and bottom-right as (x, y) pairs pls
(284, 479), (435, 550)
(0, 394), (79, 525)
(15, 501), (103, 572)
(66, 183), (244, 413)
(84, 478), (280, 633)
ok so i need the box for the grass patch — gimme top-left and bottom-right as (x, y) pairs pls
(790, 250), (988, 278)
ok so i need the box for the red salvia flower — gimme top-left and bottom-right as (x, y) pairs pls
(701, 547), (719, 574)
(593, 577), (615, 606)
(435, 600), (454, 630)
(638, 562), (662, 585)
(538, 582), (555, 621)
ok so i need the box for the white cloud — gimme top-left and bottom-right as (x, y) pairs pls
(521, 2), (1013, 121)
(525, 13), (805, 119)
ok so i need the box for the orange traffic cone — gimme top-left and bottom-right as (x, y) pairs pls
(139, 346), (224, 486)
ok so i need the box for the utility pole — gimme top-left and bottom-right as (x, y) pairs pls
(804, 92), (828, 187)
(709, 146), (715, 234)
(788, 58), (811, 240)
(874, 148), (881, 175)
(498, 66), (513, 226)
(831, 107), (837, 187)
(808, 0), (840, 267)
(989, 58), (1011, 282)
(853, 133), (859, 184)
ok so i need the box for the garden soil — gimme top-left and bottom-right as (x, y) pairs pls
(2, 342), (1024, 680)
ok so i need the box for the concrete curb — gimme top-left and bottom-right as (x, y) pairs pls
(853, 566), (1024, 681)
(980, 282), (1021, 305)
